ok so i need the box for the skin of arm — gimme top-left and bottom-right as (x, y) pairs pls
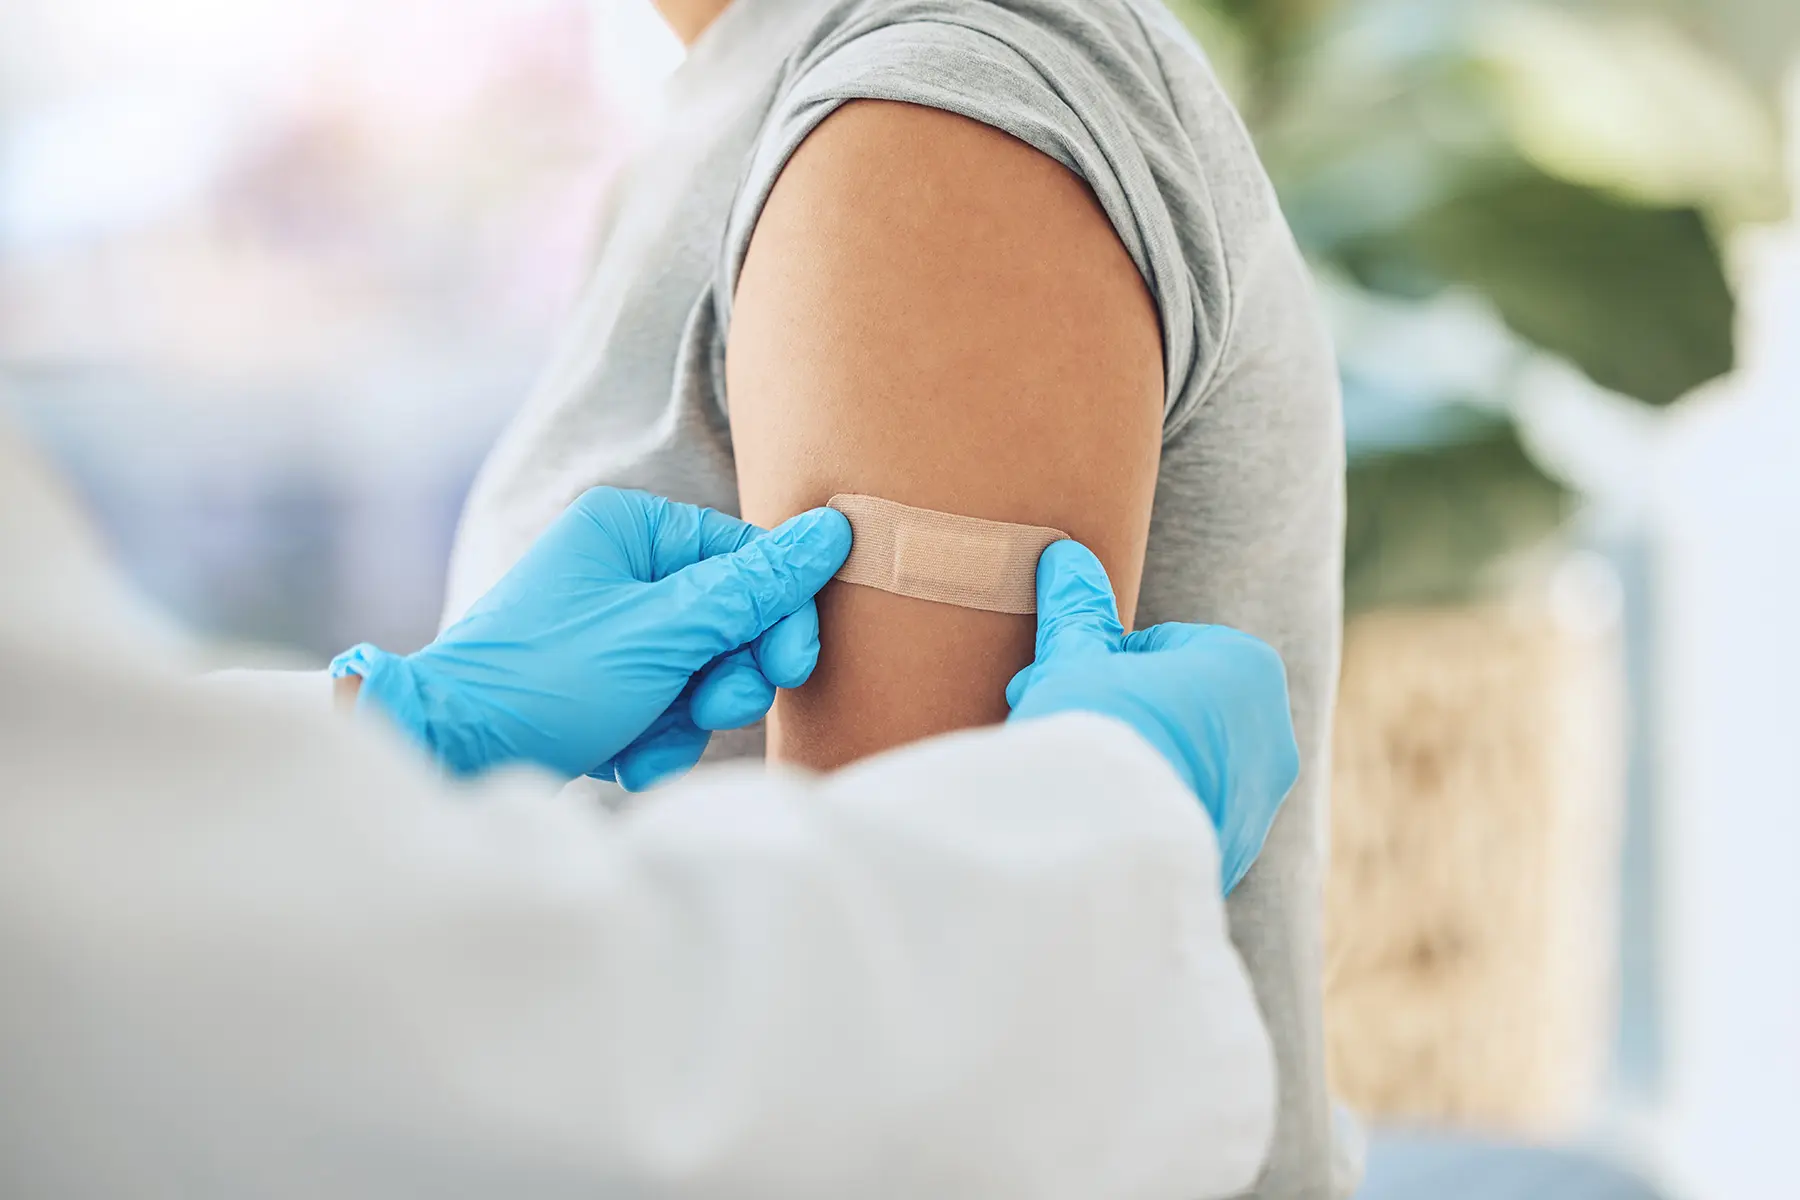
(727, 100), (1165, 769)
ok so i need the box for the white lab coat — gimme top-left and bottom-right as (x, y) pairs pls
(0, 425), (1276, 1199)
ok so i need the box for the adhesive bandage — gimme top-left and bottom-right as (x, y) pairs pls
(826, 494), (1068, 614)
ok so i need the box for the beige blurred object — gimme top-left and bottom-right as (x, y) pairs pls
(1324, 558), (1626, 1133)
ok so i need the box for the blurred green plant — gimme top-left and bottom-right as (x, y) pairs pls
(1167, 0), (1789, 610)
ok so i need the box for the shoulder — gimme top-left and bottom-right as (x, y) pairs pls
(751, 97), (1108, 256)
(729, 96), (1162, 415)
(721, 0), (1315, 431)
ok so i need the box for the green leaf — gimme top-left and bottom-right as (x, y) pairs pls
(1475, 3), (1790, 225)
(1344, 418), (1572, 612)
(1335, 173), (1735, 406)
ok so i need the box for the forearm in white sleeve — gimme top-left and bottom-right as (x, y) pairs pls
(2, 638), (1274, 1200)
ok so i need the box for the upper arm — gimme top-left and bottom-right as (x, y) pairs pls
(727, 99), (1164, 769)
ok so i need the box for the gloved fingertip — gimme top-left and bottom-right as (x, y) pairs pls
(1004, 664), (1035, 709)
(616, 739), (707, 792)
(679, 508), (852, 654)
(616, 756), (682, 793)
(772, 504), (851, 542)
(770, 506), (853, 573)
(754, 605), (821, 689)
(1037, 537), (1106, 583)
(1033, 539), (1123, 657)
(690, 667), (776, 731)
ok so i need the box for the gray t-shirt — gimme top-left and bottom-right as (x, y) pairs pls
(443, 0), (1346, 1194)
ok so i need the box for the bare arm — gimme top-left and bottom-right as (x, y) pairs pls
(728, 100), (1165, 768)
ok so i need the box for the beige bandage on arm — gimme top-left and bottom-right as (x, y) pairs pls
(826, 494), (1068, 615)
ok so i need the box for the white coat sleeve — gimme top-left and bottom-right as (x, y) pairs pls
(0, 636), (1274, 1200)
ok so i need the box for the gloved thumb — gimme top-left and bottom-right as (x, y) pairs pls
(1032, 540), (1125, 662)
(664, 506), (852, 655)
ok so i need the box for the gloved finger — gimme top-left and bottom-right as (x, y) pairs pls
(693, 505), (763, 556)
(1003, 662), (1037, 709)
(1122, 622), (1208, 654)
(752, 600), (822, 690)
(588, 693), (708, 782)
(651, 499), (765, 579)
(690, 648), (777, 731)
(570, 488), (767, 581)
(1033, 540), (1125, 662)
(662, 506), (852, 656)
(614, 706), (712, 792)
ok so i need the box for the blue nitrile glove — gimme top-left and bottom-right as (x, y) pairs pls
(1005, 540), (1301, 893)
(330, 488), (851, 789)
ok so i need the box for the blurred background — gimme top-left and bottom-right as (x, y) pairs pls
(2, 0), (1795, 1196)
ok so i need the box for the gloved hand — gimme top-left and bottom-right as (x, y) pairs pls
(1006, 540), (1300, 893)
(331, 488), (851, 789)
